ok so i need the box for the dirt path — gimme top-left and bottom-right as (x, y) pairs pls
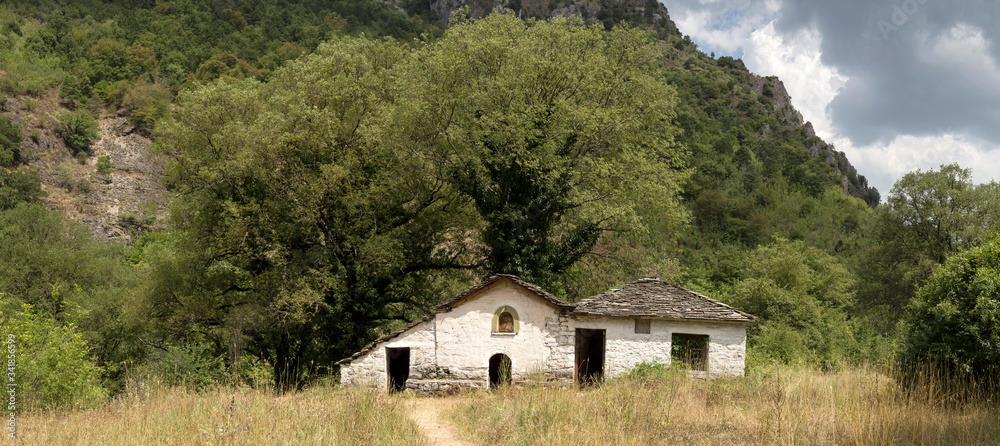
(410, 397), (476, 446)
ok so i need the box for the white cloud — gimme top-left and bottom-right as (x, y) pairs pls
(669, 0), (781, 57)
(743, 22), (847, 139)
(842, 134), (1000, 194)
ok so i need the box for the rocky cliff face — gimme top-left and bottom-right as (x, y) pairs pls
(5, 92), (167, 240)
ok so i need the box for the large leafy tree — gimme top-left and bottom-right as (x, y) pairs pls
(859, 164), (1000, 324)
(902, 235), (1000, 380)
(386, 13), (688, 294)
(152, 37), (475, 389)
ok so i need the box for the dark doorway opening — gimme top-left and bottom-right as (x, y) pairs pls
(386, 347), (410, 393)
(489, 353), (512, 388)
(575, 329), (606, 385)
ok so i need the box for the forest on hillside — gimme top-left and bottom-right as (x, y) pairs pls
(1, 0), (999, 410)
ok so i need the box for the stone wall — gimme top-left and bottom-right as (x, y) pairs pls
(542, 312), (574, 383)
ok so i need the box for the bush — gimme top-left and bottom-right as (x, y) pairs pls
(0, 52), (65, 97)
(96, 155), (113, 175)
(57, 109), (99, 155)
(0, 114), (21, 167)
(729, 239), (857, 367)
(194, 52), (260, 82)
(140, 335), (228, 390)
(902, 236), (1000, 380)
(0, 169), (44, 210)
(59, 74), (85, 102)
(0, 298), (107, 410)
(121, 81), (170, 134)
(625, 359), (682, 381)
(57, 161), (75, 189)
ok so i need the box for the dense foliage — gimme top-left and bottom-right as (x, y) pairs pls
(150, 14), (688, 389)
(0, 115), (22, 167)
(387, 14), (687, 293)
(0, 298), (107, 410)
(902, 236), (1000, 380)
(57, 108), (99, 154)
(730, 239), (856, 366)
(859, 164), (1000, 325)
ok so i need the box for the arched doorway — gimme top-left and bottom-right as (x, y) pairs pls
(488, 353), (512, 388)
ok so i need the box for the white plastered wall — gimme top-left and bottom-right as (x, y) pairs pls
(570, 316), (748, 378)
(434, 281), (563, 381)
(338, 319), (436, 390)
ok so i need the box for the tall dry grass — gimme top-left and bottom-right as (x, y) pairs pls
(11, 381), (425, 445)
(451, 364), (1000, 445)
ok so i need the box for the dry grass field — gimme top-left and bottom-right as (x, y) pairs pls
(7, 365), (998, 445)
(451, 365), (1000, 446)
(10, 382), (425, 445)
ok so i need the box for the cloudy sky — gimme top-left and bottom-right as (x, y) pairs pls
(661, 0), (1000, 197)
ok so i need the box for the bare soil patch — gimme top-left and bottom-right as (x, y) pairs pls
(410, 397), (476, 446)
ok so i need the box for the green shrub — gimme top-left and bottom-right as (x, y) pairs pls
(728, 239), (857, 368)
(0, 298), (107, 410)
(0, 114), (21, 167)
(625, 359), (681, 380)
(121, 81), (170, 134)
(59, 74), (85, 102)
(57, 161), (75, 189)
(902, 235), (1000, 379)
(140, 335), (228, 390)
(194, 52), (260, 82)
(0, 52), (65, 97)
(96, 155), (113, 175)
(0, 169), (44, 210)
(57, 109), (99, 155)
(77, 177), (92, 193)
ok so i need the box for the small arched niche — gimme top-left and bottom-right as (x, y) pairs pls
(491, 305), (519, 334)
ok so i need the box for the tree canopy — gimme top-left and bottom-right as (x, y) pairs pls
(859, 164), (1000, 324)
(903, 235), (1000, 380)
(728, 238), (856, 366)
(152, 14), (687, 388)
(385, 13), (688, 293)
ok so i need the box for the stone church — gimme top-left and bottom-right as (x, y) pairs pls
(338, 275), (755, 392)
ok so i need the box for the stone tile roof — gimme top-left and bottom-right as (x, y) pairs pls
(336, 275), (572, 365)
(573, 278), (756, 323)
(434, 274), (575, 311)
